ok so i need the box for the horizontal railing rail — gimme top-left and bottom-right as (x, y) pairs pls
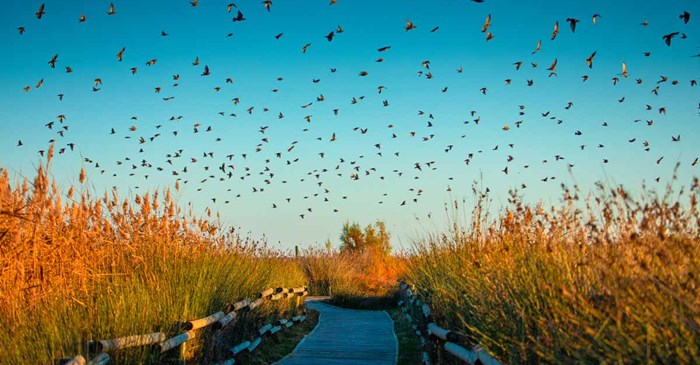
(62, 285), (309, 365)
(398, 280), (503, 365)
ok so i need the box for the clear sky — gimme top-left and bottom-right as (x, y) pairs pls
(1, 0), (698, 251)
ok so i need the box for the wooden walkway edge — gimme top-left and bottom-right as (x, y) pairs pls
(275, 298), (398, 365)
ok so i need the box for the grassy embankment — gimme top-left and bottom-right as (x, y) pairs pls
(0, 148), (306, 364)
(407, 179), (700, 364)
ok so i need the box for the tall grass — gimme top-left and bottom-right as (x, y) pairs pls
(301, 247), (406, 309)
(407, 176), (700, 364)
(0, 146), (306, 364)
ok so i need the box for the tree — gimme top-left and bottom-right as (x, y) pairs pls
(339, 220), (391, 255)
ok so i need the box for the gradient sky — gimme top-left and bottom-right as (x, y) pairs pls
(1, 0), (698, 251)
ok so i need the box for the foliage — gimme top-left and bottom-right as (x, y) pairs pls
(406, 176), (700, 364)
(339, 220), (391, 255)
(0, 148), (306, 364)
(302, 221), (405, 308)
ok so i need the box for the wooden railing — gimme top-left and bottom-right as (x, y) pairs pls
(62, 285), (309, 365)
(398, 281), (503, 365)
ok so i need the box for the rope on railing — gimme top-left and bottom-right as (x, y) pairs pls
(62, 286), (309, 364)
(398, 280), (504, 365)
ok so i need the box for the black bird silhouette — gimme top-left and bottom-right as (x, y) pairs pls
(663, 32), (679, 46)
(36, 3), (45, 19)
(679, 11), (690, 24)
(232, 10), (245, 22)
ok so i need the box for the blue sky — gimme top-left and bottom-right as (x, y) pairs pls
(1, 0), (698, 251)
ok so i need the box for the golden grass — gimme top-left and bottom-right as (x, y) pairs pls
(301, 247), (406, 308)
(407, 175), (700, 363)
(0, 146), (306, 364)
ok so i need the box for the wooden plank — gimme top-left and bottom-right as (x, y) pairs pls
(229, 298), (251, 312)
(184, 311), (225, 330)
(259, 288), (275, 298)
(258, 323), (273, 336)
(89, 332), (165, 351)
(248, 337), (262, 352)
(159, 331), (195, 353)
(230, 340), (250, 356)
(270, 292), (286, 300)
(277, 299), (397, 365)
(444, 342), (478, 364)
(249, 298), (264, 310)
(474, 344), (503, 365)
(427, 323), (449, 340)
(218, 311), (237, 328)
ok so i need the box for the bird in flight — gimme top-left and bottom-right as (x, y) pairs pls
(262, 1), (272, 12)
(233, 10), (245, 22)
(117, 47), (125, 62)
(482, 14), (491, 33)
(36, 3), (45, 19)
(405, 20), (416, 31)
(551, 21), (559, 40)
(48, 54), (58, 68)
(662, 32), (679, 46)
(586, 51), (596, 68)
(107, 3), (116, 15)
(532, 40), (541, 54)
(679, 11), (690, 24)
(566, 18), (580, 32)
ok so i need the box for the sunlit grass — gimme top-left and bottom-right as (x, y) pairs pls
(0, 146), (306, 364)
(301, 246), (406, 309)
(407, 173), (700, 363)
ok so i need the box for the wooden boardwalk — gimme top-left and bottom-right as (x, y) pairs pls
(276, 298), (398, 365)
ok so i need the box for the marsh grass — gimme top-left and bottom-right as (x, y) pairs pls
(0, 147), (306, 364)
(301, 247), (406, 309)
(407, 175), (700, 364)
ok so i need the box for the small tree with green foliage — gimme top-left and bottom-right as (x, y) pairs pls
(339, 220), (391, 255)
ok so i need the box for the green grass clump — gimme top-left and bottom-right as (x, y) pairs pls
(407, 179), (700, 364)
(0, 149), (306, 364)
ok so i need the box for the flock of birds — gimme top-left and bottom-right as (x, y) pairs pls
(9, 1), (700, 225)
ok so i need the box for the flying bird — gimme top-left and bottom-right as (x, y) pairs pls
(107, 3), (116, 15)
(586, 51), (596, 68)
(679, 11), (690, 24)
(662, 32), (679, 46)
(551, 21), (559, 40)
(482, 14), (491, 33)
(36, 3), (45, 19)
(232, 10), (245, 21)
(262, 1), (272, 12)
(532, 40), (541, 54)
(117, 47), (125, 62)
(48, 54), (58, 68)
(405, 20), (416, 31)
(566, 18), (580, 32)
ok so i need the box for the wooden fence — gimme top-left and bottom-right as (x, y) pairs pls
(62, 285), (309, 365)
(398, 281), (503, 365)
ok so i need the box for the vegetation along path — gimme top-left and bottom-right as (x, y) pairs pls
(276, 298), (398, 365)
